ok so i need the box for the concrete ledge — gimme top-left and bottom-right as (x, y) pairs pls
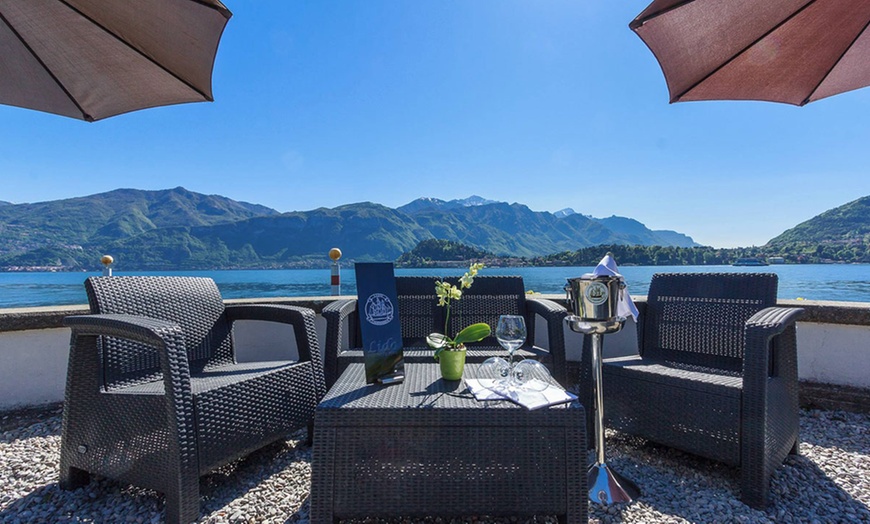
(778, 298), (870, 326)
(2, 295), (869, 332)
(0, 306), (88, 333)
(0, 296), (353, 333)
(548, 296), (870, 327)
(800, 382), (870, 414)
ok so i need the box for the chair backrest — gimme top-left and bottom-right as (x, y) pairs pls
(393, 275), (445, 346)
(448, 275), (527, 347)
(350, 275), (528, 348)
(85, 276), (232, 388)
(641, 273), (777, 371)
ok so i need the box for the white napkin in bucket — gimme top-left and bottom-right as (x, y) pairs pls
(581, 254), (639, 321)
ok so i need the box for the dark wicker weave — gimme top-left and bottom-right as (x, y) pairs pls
(580, 273), (804, 509)
(310, 363), (587, 524)
(59, 276), (326, 524)
(322, 275), (568, 388)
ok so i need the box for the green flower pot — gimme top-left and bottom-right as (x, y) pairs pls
(438, 346), (467, 381)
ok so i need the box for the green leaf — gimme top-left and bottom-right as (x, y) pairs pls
(452, 322), (491, 346)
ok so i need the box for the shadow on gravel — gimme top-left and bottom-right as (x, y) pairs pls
(798, 409), (870, 454)
(590, 425), (870, 524)
(0, 424), (312, 523)
(2, 408), (869, 523)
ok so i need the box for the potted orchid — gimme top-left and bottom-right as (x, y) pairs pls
(427, 262), (491, 380)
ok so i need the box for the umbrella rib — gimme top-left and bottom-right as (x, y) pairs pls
(57, 0), (216, 103)
(667, 0), (820, 103)
(0, 10), (94, 121)
(802, 17), (870, 106)
(190, 0), (233, 20)
(629, 0), (696, 30)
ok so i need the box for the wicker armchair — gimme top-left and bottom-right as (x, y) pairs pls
(59, 276), (326, 524)
(581, 272), (804, 508)
(322, 275), (568, 387)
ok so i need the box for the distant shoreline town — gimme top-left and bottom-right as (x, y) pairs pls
(3, 242), (867, 273)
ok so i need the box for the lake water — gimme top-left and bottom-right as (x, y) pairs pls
(1, 265), (869, 309)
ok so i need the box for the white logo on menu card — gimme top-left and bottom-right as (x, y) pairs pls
(364, 293), (394, 326)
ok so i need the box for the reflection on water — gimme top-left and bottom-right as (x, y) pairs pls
(1, 265), (869, 309)
(217, 282), (331, 297)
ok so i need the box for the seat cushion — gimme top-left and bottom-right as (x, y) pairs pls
(601, 356), (743, 465)
(111, 360), (300, 395)
(111, 360), (319, 471)
(603, 356), (743, 399)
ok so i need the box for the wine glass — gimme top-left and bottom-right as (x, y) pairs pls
(479, 356), (511, 392)
(495, 314), (527, 368)
(511, 360), (550, 392)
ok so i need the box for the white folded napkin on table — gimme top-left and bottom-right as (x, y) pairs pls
(465, 378), (578, 410)
(581, 253), (639, 322)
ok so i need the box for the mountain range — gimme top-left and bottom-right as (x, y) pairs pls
(0, 187), (700, 270)
(1, 187), (866, 270)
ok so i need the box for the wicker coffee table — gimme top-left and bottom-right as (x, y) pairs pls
(310, 363), (587, 524)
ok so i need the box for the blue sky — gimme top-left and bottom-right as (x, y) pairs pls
(1, 1), (868, 248)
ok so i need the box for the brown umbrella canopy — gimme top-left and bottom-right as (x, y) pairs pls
(630, 0), (870, 106)
(0, 0), (231, 121)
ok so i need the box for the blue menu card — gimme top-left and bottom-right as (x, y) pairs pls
(354, 262), (405, 384)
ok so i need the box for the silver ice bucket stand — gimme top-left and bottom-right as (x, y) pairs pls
(565, 275), (641, 504)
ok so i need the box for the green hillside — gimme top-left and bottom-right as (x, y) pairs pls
(396, 239), (494, 266)
(765, 195), (869, 263)
(768, 196), (870, 244)
(1, 187), (706, 270)
(0, 187), (277, 268)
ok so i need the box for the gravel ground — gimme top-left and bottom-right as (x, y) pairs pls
(1, 406), (868, 524)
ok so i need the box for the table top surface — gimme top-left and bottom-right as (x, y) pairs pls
(318, 363), (580, 418)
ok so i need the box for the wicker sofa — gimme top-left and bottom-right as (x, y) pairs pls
(59, 276), (326, 524)
(581, 272), (804, 508)
(322, 275), (568, 387)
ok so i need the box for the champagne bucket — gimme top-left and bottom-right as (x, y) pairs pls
(565, 275), (624, 321)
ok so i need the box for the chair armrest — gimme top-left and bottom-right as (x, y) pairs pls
(225, 304), (321, 356)
(525, 297), (568, 345)
(321, 298), (359, 387)
(526, 297), (567, 322)
(743, 306), (805, 377)
(745, 306), (805, 337)
(741, 306), (804, 494)
(526, 297), (568, 385)
(64, 313), (182, 348)
(224, 304), (320, 361)
(64, 314), (194, 430)
(322, 298), (358, 325)
(225, 304), (326, 400)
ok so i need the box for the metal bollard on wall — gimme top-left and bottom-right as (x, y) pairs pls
(100, 255), (114, 276)
(329, 248), (342, 295)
